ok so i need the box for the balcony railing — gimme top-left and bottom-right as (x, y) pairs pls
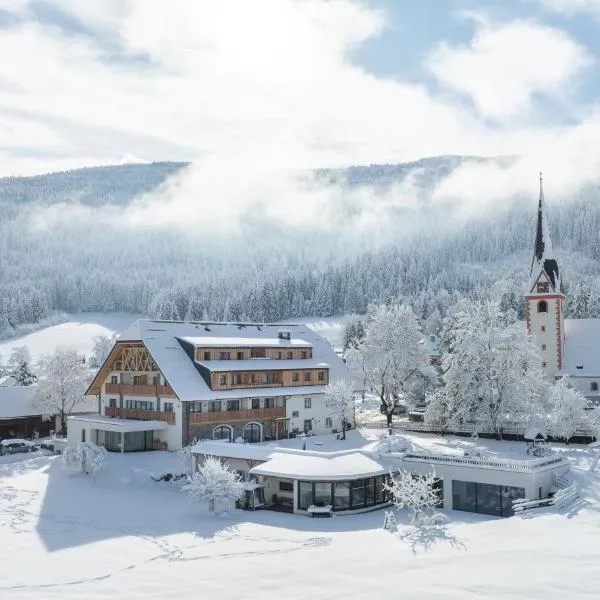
(189, 407), (285, 425)
(105, 406), (176, 424)
(105, 383), (175, 397)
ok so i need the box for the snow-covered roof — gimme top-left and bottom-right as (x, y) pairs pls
(0, 385), (39, 419)
(179, 336), (312, 348)
(560, 319), (600, 377)
(191, 440), (277, 461)
(115, 320), (349, 402)
(524, 427), (546, 441)
(0, 375), (17, 387)
(195, 359), (329, 372)
(67, 415), (168, 432)
(249, 451), (390, 481)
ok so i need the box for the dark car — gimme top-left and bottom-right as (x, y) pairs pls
(0, 439), (36, 456)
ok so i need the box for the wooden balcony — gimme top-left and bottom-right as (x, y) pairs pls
(189, 407), (285, 425)
(105, 383), (176, 397)
(105, 406), (176, 424)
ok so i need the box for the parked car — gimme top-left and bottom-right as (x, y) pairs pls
(0, 439), (37, 455)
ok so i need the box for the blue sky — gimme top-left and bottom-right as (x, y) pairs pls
(0, 0), (599, 223)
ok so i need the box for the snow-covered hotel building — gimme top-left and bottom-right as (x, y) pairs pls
(526, 175), (600, 401)
(68, 320), (352, 452)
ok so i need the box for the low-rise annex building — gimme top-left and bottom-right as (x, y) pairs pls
(68, 320), (353, 451)
(191, 433), (570, 518)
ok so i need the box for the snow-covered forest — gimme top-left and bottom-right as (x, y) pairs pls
(2, 156), (600, 338)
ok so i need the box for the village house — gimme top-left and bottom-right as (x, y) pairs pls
(68, 320), (353, 451)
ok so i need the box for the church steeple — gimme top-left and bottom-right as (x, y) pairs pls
(530, 172), (560, 291)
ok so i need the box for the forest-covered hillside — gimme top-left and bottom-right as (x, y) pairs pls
(2, 156), (600, 338)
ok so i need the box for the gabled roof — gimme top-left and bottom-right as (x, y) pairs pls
(98, 320), (349, 402)
(559, 319), (600, 377)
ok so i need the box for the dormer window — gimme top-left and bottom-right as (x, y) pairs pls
(537, 301), (548, 313)
(576, 364), (583, 370)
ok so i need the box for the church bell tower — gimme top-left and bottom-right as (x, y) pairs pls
(524, 174), (564, 379)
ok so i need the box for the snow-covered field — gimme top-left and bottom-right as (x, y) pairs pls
(2, 431), (600, 599)
(0, 313), (350, 366)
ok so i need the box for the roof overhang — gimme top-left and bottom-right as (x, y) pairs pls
(67, 415), (168, 432)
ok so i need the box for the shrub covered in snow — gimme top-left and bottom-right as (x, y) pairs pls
(384, 469), (441, 526)
(182, 456), (245, 514)
(63, 442), (106, 480)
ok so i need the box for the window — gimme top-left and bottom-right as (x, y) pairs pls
(219, 375), (226, 385)
(232, 374), (241, 385)
(301, 351), (307, 359)
(219, 352), (230, 360)
(292, 410), (299, 418)
(163, 402), (174, 413)
(252, 398), (260, 409)
(541, 344), (546, 351)
(592, 382), (599, 392)
(204, 351), (210, 360)
(126, 400), (152, 410)
(351, 480), (365, 508)
(303, 419), (312, 432)
(264, 397), (275, 408)
(314, 482), (332, 507)
(227, 400), (240, 411)
(133, 375), (143, 385)
(213, 425), (232, 441)
(287, 351), (293, 359)
(109, 398), (117, 408)
(304, 397), (311, 409)
(152, 375), (160, 386)
(542, 361), (547, 368)
(333, 482), (350, 510)
(110, 375), (118, 384)
(303, 372), (310, 382)
(251, 348), (266, 358)
(537, 300), (548, 313)
(190, 401), (203, 413)
(298, 481), (313, 510)
(277, 352), (282, 359)
(208, 401), (221, 413)
(325, 417), (332, 428)
(537, 281), (549, 293)
(318, 371), (325, 382)
(541, 326), (546, 332)
(279, 480), (293, 492)
(576, 364), (583, 370)
(237, 352), (244, 360)
(292, 372), (299, 382)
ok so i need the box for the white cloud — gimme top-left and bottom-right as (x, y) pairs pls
(0, 1), (599, 233)
(427, 18), (591, 121)
(532, 0), (600, 16)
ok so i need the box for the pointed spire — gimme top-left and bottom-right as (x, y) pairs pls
(530, 172), (560, 290)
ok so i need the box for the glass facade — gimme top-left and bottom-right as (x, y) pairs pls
(452, 480), (525, 517)
(297, 476), (390, 512)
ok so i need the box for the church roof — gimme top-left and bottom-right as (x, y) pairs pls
(560, 319), (600, 377)
(530, 174), (560, 291)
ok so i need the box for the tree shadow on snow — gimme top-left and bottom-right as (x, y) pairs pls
(397, 523), (467, 555)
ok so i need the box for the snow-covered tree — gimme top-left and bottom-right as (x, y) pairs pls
(384, 470), (441, 525)
(324, 380), (355, 440)
(178, 438), (198, 475)
(439, 301), (546, 437)
(63, 442), (107, 480)
(182, 456), (245, 513)
(33, 347), (90, 433)
(423, 390), (449, 434)
(8, 345), (31, 367)
(549, 376), (588, 444)
(89, 334), (115, 368)
(346, 304), (426, 433)
(12, 360), (37, 386)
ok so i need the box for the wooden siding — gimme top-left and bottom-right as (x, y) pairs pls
(105, 383), (175, 397)
(189, 407), (285, 425)
(210, 368), (328, 390)
(105, 406), (176, 424)
(195, 347), (312, 361)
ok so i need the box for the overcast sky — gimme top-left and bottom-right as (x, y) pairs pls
(1, 0), (599, 207)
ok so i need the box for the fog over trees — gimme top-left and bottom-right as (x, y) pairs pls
(2, 158), (600, 337)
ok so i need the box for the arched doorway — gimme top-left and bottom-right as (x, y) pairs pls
(243, 422), (262, 443)
(213, 425), (233, 441)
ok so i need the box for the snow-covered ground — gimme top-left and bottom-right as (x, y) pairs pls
(0, 313), (350, 366)
(0, 313), (141, 366)
(1, 431), (600, 599)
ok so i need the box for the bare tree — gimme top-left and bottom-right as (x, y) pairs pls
(34, 347), (90, 433)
